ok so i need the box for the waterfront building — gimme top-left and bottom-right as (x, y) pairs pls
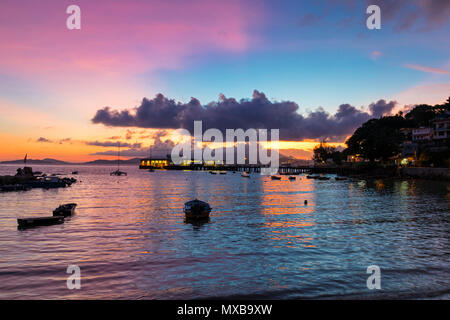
(139, 158), (171, 169)
(433, 117), (450, 140)
(412, 127), (433, 141)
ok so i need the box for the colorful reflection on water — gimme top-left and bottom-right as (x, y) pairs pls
(0, 165), (448, 299)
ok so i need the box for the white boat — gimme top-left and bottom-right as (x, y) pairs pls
(241, 172), (250, 178)
(110, 142), (127, 176)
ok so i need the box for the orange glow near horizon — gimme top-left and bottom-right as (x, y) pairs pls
(0, 129), (347, 163)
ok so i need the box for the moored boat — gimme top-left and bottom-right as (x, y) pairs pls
(110, 170), (127, 176)
(271, 175), (281, 180)
(241, 172), (250, 178)
(17, 216), (64, 229)
(318, 176), (330, 180)
(335, 177), (347, 181)
(110, 142), (127, 176)
(61, 177), (77, 186)
(184, 199), (211, 219)
(53, 203), (77, 217)
(288, 176), (296, 180)
(26, 176), (68, 188)
(219, 171), (227, 175)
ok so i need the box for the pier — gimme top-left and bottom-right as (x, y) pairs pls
(138, 159), (402, 177)
(166, 164), (313, 174)
(138, 157), (358, 174)
(139, 161), (316, 174)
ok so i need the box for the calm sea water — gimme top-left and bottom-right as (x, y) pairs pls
(0, 164), (448, 299)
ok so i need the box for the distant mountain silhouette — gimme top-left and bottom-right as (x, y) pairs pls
(82, 158), (142, 165)
(0, 158), (142, 165)
(0, 158), (69, 165)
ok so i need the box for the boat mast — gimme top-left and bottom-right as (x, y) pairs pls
(117, 142), (120, 171)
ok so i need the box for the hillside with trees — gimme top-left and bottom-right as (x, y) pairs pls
(313, 96), (450, 167)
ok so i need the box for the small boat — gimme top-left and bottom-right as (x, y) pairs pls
(26, 176), (68, 188)
(61, 177), (77, 186)
(17, 216), (64, 229)
(72, 171), (79, 175)
(184, 199), (212, 219)
(53, 203), (77, 217)
(271, 175), (281, 180)
(288, 176), (296, 180)
(110, 142), (127, 176)
(219, 171), (227, 175)
(306, 175), (320, 179)
(335, 177), (347, 181)
(110, 170), (127, 176)
(318, 176), (330, 180)
(241, 172), (250, 178)
(209, 171), (217, 175)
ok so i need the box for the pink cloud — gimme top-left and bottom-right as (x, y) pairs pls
(370, 51), (383, 60)
(393, 83), (450, 107)
(0, 0), (264, 78)
(404, 64), (450, 75)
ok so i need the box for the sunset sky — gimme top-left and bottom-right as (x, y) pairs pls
(0, 0), (449, 162)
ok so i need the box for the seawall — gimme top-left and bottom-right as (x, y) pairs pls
(400, 167), (450, 181)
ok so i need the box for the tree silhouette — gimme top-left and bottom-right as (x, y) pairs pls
(346, 116), (406, 162)
(405, 104), (436, 127)
(313, 141), (336, 164)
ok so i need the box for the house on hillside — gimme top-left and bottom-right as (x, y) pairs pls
(433, 116), (450, 140)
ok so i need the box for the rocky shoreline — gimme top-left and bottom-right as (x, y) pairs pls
(399, 167), (450, 181)
(313, 165), (450, 181)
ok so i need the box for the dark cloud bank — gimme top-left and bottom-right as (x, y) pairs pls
(92, 90), (396, 141)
